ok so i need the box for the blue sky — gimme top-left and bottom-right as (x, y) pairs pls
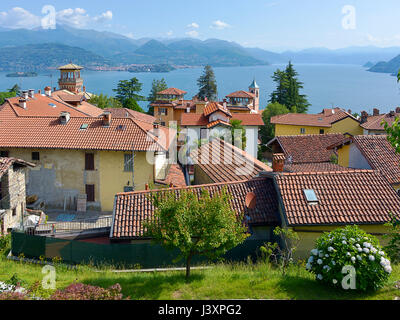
(1, 0), (400, 51)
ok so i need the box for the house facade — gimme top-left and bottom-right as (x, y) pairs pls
(0, 158), (34, 234)
(271, 108), (363, 137)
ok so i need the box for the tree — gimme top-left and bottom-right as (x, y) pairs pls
(230, 119), (247, 151)
(260, 102), (290, 144)
(269, 62), (309, 113)
(8, 84), (20, 94)
(113, 78), (146, 107)
(147, 78), (168, 115)
(197, 65), (218, 101)
(89, 93), (122, 109)
(0, 91), (17, 105)
(144, 189), (249, 279)
(124, 97), (145, 113)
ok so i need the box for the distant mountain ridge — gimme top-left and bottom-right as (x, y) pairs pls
(1, 25), (400, 70)
(368, 54), (400, 75)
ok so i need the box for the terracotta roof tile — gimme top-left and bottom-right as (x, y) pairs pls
(268, 134), (345, 164)
(157, 88), (187, 96)
(203, 102), (232, 117)
(104, 108), (156, 124)
(155, 164), (187, 187)
(111, 178), (280, 239)
(226, 90), (255, 98)
(275, 170), (400, 226)
(361, 113), (400, 131)
(206, 119), (231, 129)
(284, 162), (353, 173)
(181, 113), (263, 127)
(190, 139), (272, 183)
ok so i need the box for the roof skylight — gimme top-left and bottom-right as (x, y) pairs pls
(303, 189), (318, 204)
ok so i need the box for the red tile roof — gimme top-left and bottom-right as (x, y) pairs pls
(226, 90), (255, 99)
(181, 113), (209, 126)
(203, 102), (232, 117)
(231, 113), (264, 126)
(0, 116), (173, 152)
(157, 88), (187, 96)
(275, 170), (400, 226)
(283, 162), (353, 173)
(181, 113), (263, 127)
(352, 135), (400, 185)
(111, 178), (280, 239)
(271, 108), (358, 127)
(0, 157), (35, 178)
(206, 119), (231, 129)
(190, 138), (272, 183)
(104, 108), (156, 124)
(155, 164), (187, 187)
(361, 113), (400, 131)
(267, 134), (345, 164)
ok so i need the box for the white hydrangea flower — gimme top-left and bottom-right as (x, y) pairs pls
(357, 255), (362, 261)
(370, 247), (377, 254)
(332, 279), (338, 284)
(355, 243), (360, 248)
(306, 263), (312, 270)
(325, 254), (329, 258)
(308, 256), (314, 263)
(331, 260), (336, 265)
(369, 255), (375, 261)
(378, 251), (384, 256)
(319, 251), (324, 258)
(342, 240), (347, 245)
(311, 249), (319, 256)
(363, 248), (370, 254)
(349, 238), (355, 242)
(317, 274), (323, 280)
(384, 265), (392, 274)
(317, 259), (323, 265)
(346, 252), (351, 257)
(363, 242), (371, 248)
(342, 236), (347, 240)
(328, 246), (334, 252)
(351, 256), (356, 263)
(357, 247), (363, 252)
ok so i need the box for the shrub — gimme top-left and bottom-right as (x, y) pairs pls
(50, 283), (128, 300)
(306, 225), (391, 291)
(0, 234), (11, 255)
(384, 214), (400, 263)
(0, 291), (29, 300)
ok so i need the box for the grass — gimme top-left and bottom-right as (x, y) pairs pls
(0, 256), (400, 300)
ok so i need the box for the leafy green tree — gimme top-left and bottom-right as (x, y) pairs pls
(269, 62), (309, 113)
(8, 84), (20, 94)
(260, 102), (290, 144)
(197, 65), (218, 101)
(147, 78), (168, 115)
(113, 78), (146, 107)
(0, 91), (17, 105)
(230, 119), (247, 150)
(124, 97), (145, 113)
(89, 93), (122, 109)
(144, 189), (249, 279)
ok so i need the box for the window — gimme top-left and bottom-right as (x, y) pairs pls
(124, 154), (133, 172)
(124, 186), (134, 192)
(303, 189), (318, 204)
(32, 152), (40, 161)
(158, 108), (168, 116)
(85, 184), (95, 202)
(300, 128), (306, 134)
(200, 128), (209, 140)
(85, 153), (95, 171)
(160, 122), (166, 126)
(12, 208), (16, 217)
(0, 151), (9, 157)
(319, 129), (325, 134)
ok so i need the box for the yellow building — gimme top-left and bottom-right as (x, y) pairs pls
(271, 108), (363, 137)
(0, 112), (174, 212)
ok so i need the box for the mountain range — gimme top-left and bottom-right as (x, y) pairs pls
(0, 25), (400, 71)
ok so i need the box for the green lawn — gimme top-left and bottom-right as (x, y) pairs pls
(0, 257), (399, 300)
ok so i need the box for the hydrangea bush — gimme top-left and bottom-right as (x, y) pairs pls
(306, 226), (392, 291)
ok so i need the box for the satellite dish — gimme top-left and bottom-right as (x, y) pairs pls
(245, 192), (256, 209)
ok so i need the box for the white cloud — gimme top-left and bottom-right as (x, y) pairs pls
(187, 22), (199, 29)
(186, 30), (199, 38)
(56, 8), (90, 28)
(0, 7), (41, 29)
(210, 20), (231, 30)
(93, 10), (113, 23)
(166, 30), (173, 37)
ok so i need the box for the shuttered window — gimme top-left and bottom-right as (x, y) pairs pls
(85, 153), (95, 171)
(124, 154), (133, 172)
(85, 184), (95, 202)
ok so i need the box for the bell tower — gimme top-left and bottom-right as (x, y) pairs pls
(58, 63), (84, 93)
(248, 78), (260, 112)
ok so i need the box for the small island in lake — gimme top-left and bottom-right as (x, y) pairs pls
(127, 64), (176, 73)
(6, 72), (38, 77)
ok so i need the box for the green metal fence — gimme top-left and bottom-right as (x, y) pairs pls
(11, 232), (268, 269)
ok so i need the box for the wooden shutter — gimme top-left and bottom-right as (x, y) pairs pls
(85, 153), (94, 171)
(85, 184), (95, 202)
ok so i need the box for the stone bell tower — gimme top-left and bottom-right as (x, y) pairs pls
(58, 63), (84, 93)
(248, 78), (260, 112)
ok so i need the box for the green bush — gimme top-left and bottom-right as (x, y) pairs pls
(306, 226), (391, 291)
(0, 234), (11, 256)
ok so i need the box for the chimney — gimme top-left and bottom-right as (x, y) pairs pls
(153, 122), (160, 137)
(28, 89), (35, 98)
(223, 99), (227, 109)
(347, 109), (352, 114)
(373, 108), (380, 116)
(360, 111), (368, 124)
(389, 110), (395, 117)
(19, 98), (27, 109)
(44, 86), (52, 96)
(21, 90), (29, 100)
(53, 87), (56, 92)
(60, 111), (70, 124)
(102, 111), (112, 127)
(396, 107), (400, 114)
(38, 89), (41, 95)
(272, 153), (286, 172)
(83, 86), (86, 92)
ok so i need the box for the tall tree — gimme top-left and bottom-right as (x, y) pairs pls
(147, 78), (168, 115)
(124, 97), (145, 113)
(8, 84), (20, 94)
(144, 189), (249, 279)
(113, 78), (146, 107)
(269, 62), (309, 113)
(197, 65), (218, 101)
(89, 93), (122, 109)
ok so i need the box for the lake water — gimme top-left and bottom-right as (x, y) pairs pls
(1, 64), (399, 114)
